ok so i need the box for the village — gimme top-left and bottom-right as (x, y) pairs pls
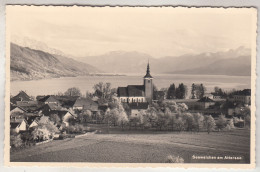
(10, 63), (251, 151)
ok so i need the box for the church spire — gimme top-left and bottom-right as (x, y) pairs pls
(144, 60), (153, 78)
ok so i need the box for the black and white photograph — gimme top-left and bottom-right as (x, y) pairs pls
(4, 6), (256, 167)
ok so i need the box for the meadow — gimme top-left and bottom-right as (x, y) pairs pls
(10, 128), (250, 163)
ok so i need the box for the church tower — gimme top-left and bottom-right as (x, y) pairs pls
(144, 61), (153, 103)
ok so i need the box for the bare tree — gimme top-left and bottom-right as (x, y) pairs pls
(64, 87), (82, 96)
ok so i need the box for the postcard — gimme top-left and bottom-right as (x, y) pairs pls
(5, 6), (257, 168)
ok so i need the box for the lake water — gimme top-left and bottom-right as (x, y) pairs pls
(10, 74), (251, 97)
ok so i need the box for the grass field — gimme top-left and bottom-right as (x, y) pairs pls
(10, 128), (250, 163)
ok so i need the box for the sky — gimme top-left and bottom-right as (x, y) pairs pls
(7, 6), (255, 58)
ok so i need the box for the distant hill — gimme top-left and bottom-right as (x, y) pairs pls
(77, 46), (251, 76)
(10, 43), (101, 81)
(77, 51), (155, 74)
(172, 55), (251, 76)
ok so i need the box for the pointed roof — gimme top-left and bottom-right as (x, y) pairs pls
(11, 91), (31, 104)
(144, 61), (153, 78)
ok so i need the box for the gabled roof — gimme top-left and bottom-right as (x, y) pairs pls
(198, 97), (214, 102)
(44, 110), (77, 119)
(10, 122), (20, 129)
(11, 91), (31, 103)
(10, 119), (28, 128)
(10, 104), (27, 112)
(40, 103), (62, 111)
(16, 101), (38, 107)
(27, 116), (40, 125)
(53, 95), (79, 107)
(38, 115), (50, 124)
(73, 98), (98, 111)
(128, 85), (145, 97)
(117, 87), (128, 97)
(118, 85), (145, 97)
(234, 89), (251, 96)
(129, 102), (149, 110)
(38, 95), (60, 104)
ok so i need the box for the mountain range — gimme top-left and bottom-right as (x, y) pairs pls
(77, 46), (251, 76)
(10, 43), (100, 81)
(10, 37), (251, 82)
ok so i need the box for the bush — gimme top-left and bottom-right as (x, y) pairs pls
(10, 134), (23, 148)
(66, 124), (85, 134)
(216, 114), (228, 131)
(165, 155), (184, 163)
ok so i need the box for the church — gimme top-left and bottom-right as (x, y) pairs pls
(117, 62), (153, 103)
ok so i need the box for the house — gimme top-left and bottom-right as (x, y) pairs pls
(166, 99), (199, 110)
(53, 95), (79, 108)
(46, 110), (77, 126)
(10, 104), (27, 114)
(10, 119), (28, 133)
(204, 93), (214, 99)
(11, 91), (32, 104)
(211, 93), (223, 99)
(73, 97), (98, 112)
(117, 62), (153, 103)
(196, 97), (215, 109)
(37, 103), (63, 115)
(27, 114), (41, 128)
(128, 102), (149, 116)
(37, 95), (61, 105)
(16, 101), (39, 112)
(232, 89), (251, 105)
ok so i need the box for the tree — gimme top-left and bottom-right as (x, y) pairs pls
(82, 110), (92, 123)
(191, 83), (196, 99)
(49, 114), (61, 126)
(32, 119), (59, 141)
(167, 84), (176, 99)
(203, 115), (216, 134)
(130, 112), (143, 129)
(200, 84), (205, 98)
(182, 113), (195, 131)
(192, 84), (206, 99)
(175, 83), (187, 99)
(216, 114), (228, 131)
(155, 112), (169, 131)
(93, 82), (111, 100)
(214, 86), (225, 97)
(85, 91), (93, 98)
(193, 113), (204, 132)
(239, 106), (251, 128)
(10, 134), (23, 148)
(64, 87), (82, 96)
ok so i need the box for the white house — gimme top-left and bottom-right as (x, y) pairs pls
(10, 119), (28, 133)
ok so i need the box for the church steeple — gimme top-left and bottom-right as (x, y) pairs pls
(143, 60), (153, 103)
(144, 60), (153, 78)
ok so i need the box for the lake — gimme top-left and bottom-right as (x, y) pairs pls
(10, 74), (251, 97)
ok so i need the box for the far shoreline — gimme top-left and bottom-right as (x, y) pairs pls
(10, 73), (251, 83)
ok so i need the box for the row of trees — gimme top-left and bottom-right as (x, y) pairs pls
(164, 83), (208, 100)
(166, 83), (188, 99)
(102, 98), (237, 133)
(62, 82), (116, 104)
